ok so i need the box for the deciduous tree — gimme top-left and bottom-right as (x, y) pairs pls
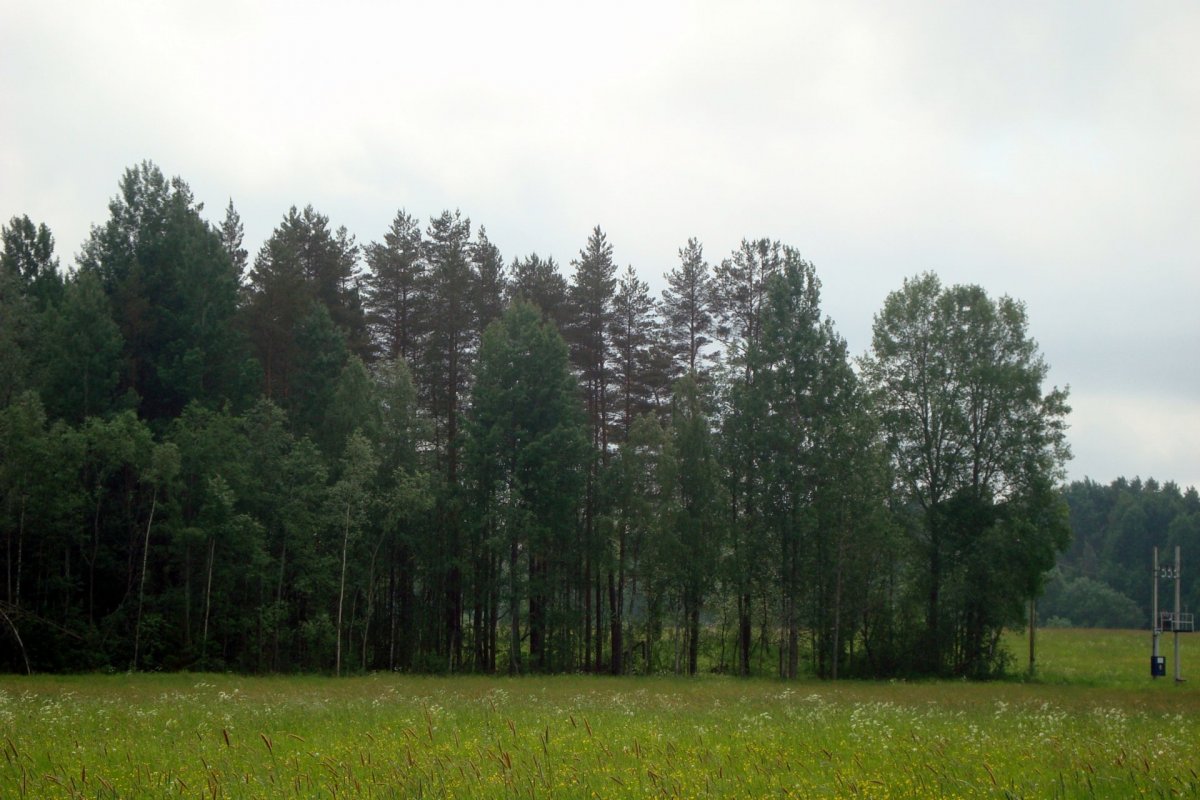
(861, 273), (1070, 676)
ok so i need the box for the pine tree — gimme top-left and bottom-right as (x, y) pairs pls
(661, 237), (713, 379)
(609, 265), (660, 442)
(710, 238), (784, 374)
(710, 237), (789, 675)
(362, 210), (426, 364)
(421, 210), (476, 484)
(472, 226), (507, 333)
(245, 205), (367, 405)
(508, 253), (570, 334)
(218, 200), (249, 283)
(567, 226), (618, 670)
(420, 209), (477, 667)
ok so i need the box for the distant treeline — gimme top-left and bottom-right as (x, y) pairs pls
(1, 161), (1070, 678)
(1046, 477), (1200, 629)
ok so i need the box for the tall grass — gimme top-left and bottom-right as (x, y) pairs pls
(2, 629), (1198, 798)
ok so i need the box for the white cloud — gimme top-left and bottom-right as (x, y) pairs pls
(2, 0), (1197, 488)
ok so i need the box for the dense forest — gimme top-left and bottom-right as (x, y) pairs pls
(2, 161), (1075, 678)
(1048, 477), (1200, 629)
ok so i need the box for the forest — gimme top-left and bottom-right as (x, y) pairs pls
(1, 161), (1076, 678)
(1047, 477), (1200, 629)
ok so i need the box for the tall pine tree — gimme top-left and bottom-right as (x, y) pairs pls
(661, 237), (714, 379)
(363, 210), (426, 365)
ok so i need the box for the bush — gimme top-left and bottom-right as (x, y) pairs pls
(1042, 575), (1143, 629)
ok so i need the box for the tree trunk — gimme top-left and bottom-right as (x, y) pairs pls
(202, 537), (215, 666)
(132, 487), (157, 672)
(612, 525), (627, 675)
(336, 503), (351, 677)
(831, 549), (843, 681)
(87, 495), (102, 625)
(672, 603), (682, 675)
(0, 607), (30, 675)
(273, 540), (286, 672)
(362, 533), (385, 672)
(509, 535), (521, 675)
(529, 557), (543, 671)
(926, 508), (943, 673)
(183, 541), (192, 650)
(387, 551), (397, 671)
(14, 496), (25, 608)
(609, 569), (621, 675)
(786, 592), (799, 680)
(583, 480), (593, 670)
(738, 592), (752, 677)
(594, 581), (604, 672)
(688, 598), (700, 676)
(489, 550), (500, 673)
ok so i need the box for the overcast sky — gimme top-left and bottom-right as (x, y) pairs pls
(2, 1), (1197, 490)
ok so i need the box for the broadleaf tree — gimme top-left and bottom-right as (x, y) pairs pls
(861, 273), (1071, 676)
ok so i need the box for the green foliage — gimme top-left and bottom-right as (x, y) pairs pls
(466, 301), (587, 673)
(861, 273), (1071, 677)
(1041, 572), (1144, 629)
(659, 375), (724, 675)
(1055, 477), (1200, 627)
(0, 263), (32, 405)
(35, 270), (125, 422)
(218, 199), (248, 281)
(362, 210), (425, 364)
(1, 163), (1091, 679)
(79, 162), (248, 421)
(288, 304), (350, 450)
(1, 214), (63, 310)
(508, 253), (570, 333)
(660, 237), (714, 378)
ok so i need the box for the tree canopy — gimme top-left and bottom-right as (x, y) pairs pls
(0, 162), (1088, 678)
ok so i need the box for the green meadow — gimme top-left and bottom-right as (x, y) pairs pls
(2, 629), (1198, 799)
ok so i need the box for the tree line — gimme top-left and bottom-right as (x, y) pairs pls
(0, 161), (1070, 678)
(1045, 477), (1200, 629)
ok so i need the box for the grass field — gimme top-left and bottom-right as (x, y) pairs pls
(2, 628), (1198, 798)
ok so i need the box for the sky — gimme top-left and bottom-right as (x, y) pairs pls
(2, 1), (1197, 490)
